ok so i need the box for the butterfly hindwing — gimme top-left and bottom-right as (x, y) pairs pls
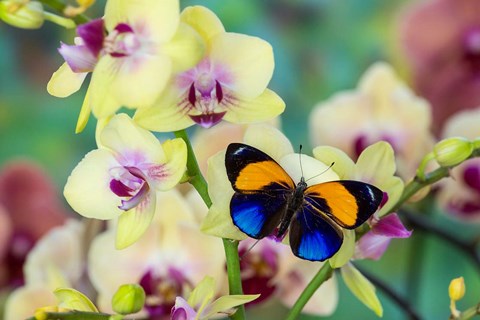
(304, 180), (383, 229)
(289, 200), (343, 261)
(225, 143), (295, 193)
(226, 143), (295, 239)
(230, 192), (288, 239)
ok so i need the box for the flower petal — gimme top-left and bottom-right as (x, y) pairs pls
(4, 286), (57, 320)
(100, 114), (165, 163)
(24, 220), (84, 288)
(75, 86), (92, 133)
(64, 149), (122, 220)
(54, 288), (98, 312)
(202, 150), (246, 240)
(88, 227), (156, 312)
(133, 86), (194, 132)
(172, 297), (197, 320)
(372, 213), (412, 238)
(341, 263), (383, 317)
(180, 6), (225, 42)
(115, 188), (156, 249)
(47, 63), (87, 98)
(59, 42), (97, 73)
(163, 22), (205, 73)
(187, 276), (215, 311)
(148, 138), (187, 190)
(222, 89), (285, 124)
(90, 54), (171, 116)
(355, 141), (396, 182)
(209, 32), (274, 98)
(104, 0), (179, 43)
(312, 146), (355, 179)
(243, 124), (294, 162)
(329, 229), (355, 268)
(205, 294), (260, 318)
(355, 233), (391, 260)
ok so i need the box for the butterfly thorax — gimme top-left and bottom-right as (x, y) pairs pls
(277, 177), (308, 239)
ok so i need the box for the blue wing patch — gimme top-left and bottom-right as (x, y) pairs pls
(289, 201), (343, 261)
(231, 192), (288, 239)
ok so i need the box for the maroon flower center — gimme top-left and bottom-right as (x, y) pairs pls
(462, 26), (480, 74)
(139, 268), (191, 319)
(239, 242), (279, 305)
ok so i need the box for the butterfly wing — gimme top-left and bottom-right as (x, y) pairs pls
(304, 180), (383, 229)
(289, 201), (343, 261)
(226, 143), (295, 239)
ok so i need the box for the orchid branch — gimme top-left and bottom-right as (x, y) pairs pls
(38, 0), (89, 24)
(401, 209), (480, 272)
(285, 262), (333, 320)
(174, 129), (245, 320)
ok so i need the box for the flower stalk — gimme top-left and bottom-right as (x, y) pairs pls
(38, 0), (89, 24)
(174, 129), (245, 320)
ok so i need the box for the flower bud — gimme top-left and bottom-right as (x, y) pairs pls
(0, 0), (44, 29)
(433, 137), (473, 167)
(112, 284), (146, 315)
(449, 277), (465, 302)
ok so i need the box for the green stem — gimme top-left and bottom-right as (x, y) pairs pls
(174, 130), (245, 320)
(285, 263), (333, 320)
(392, 147), (480, 213)
(458, 303), (480, 320)
(38, 0), (90, 24)
(26, 311), (112, 320)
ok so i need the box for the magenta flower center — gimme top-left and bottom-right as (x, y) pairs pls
(104, 23), (141, 58)
(462, 26), (480, 74)
(109, 166), (149, 211)
(177, 59), (236, 128)
(239, 242), (279, 305)
(139, 268), (191, 318)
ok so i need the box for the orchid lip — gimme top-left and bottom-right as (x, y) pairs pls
(118, 182), (150, 211)
(190, 112), (226, 128)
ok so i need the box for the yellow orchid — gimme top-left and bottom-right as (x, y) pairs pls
(88, 189), (225, 318)
(64, 114), (187, 249)
(134, 6), (285, 131)
(309, 62), (434, 179)
(48, 0), (204, 132)
(4, 220), (85, 320)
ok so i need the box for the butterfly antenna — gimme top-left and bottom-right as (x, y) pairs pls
(299, 144), (305, 179)
(240, 240), (261, 260)
(305, 162), (335, 183)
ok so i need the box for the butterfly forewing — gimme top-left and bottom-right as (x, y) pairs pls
(304, 180), (383, 229)
(226, 143), (295, 193)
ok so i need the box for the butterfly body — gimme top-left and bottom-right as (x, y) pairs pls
(276, 177), (307, 239)
(225, 143), (383, 261)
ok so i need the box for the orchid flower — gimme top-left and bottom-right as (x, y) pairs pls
(134, 5), (285, 131)
(48, 0), (204, 132)
(88, 190), (225, 318)
(4, 220), (85, 320)
(309, 62), (434, 179)
(64, 114), (187, 249)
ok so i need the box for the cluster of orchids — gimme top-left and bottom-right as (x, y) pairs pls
(2, 0), (480, 319)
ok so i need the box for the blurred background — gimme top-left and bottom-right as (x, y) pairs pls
(1, 0), (480, 319)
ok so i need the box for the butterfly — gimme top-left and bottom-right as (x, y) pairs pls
(225, 143), (383, 261)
